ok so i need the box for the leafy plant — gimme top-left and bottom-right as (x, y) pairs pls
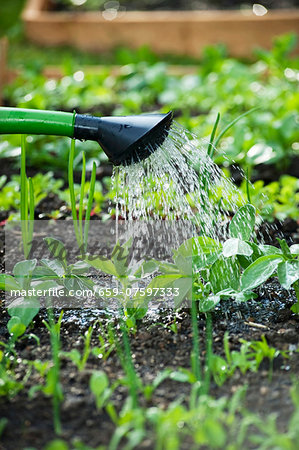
(85, 239), (158, 326)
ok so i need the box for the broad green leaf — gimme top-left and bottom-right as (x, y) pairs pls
(241, 255), (283, 291)
(44, 440), (69, 450)
(174, 254), (192, 276)
(199, 293), (221, 312)
(173, 277), (192, 308)
(232, 290), (257, 301)
(147, 274), (183, 290)
(32, 265), (59, 278)
(111, 239), (131, 277)
(291, 302), (299, 314)
(290, 244), (299, 255)
(32, 280), (62, 291)
(7, 317), (26, 338)
(7, 297), (40, 327)
(13, 259), (37, 288)
(277, 260), (299, 290)
(237, 242), (263, 269)
(85, 255), (117, 277)
(90, 370), (109, 409)
(229, 204), (256, 241)
(209, 256), (240, 293)
(134, 260), (158, 278)
(69, 260), (90, 274)
(41, 259), (65, 277)
(156, 261), (180, 275)
(277, 238), (292, 258)
(44, 237), (67, 268)
(176, 235), (222, 258)
(192, 252), (220, 271)
(223, 238), (253, 258)
(0, 274), (20, 291)
(259, 245), (282, 256)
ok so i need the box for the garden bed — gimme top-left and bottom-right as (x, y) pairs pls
(23, 0), (299, 57)
(0, 215), (299, 448)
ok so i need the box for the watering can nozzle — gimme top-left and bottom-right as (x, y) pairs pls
(74, 111), (173, 165)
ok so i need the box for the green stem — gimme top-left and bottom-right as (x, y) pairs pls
(207, 112), (220, 159)
(45, 304), (63, 436)
(20, 135), (28, 258)
(79, 151), (86, 247)
(68, 139), (80, 249)
(294, 281), (299, 304)
(191, 298), (201, 383)
(28, 177), (35, 256)
(245, 167), (251, 204)
(83, 161), (97, 253)
(203, 312), (213, 395)
(120, 320), (138, 409)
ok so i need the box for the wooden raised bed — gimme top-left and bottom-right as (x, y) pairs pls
(22, 0), (299, 57)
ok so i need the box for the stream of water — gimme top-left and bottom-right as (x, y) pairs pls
(111, 122), (247, 246)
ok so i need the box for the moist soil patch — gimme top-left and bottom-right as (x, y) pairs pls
(0, 216), (299, 449)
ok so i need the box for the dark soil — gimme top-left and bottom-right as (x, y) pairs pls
(0, 215), (299, 449)
(50, 0), (299, 12)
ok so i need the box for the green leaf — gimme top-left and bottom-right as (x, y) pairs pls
(291, 302), (299, 314)
(44, 440), (69, 450)
(176, 236), (222, 257)
(85, 255), (117, 277)
(174, 254), (192, 276)
(277, 260), (299, 290)
(134, 260), (158, 278)
(290, 244), (299, 255)
(173, 277), (192, 308)
(90, 370), (109, 409)
(44, 237), (67, 268)
(69, 260), (90, 274)
(229, 204), (256, 241)
(240, 255), (283, 291)
(237, 242), (263, 269)
(209, 256), (240, 293)
(156, 261), (180, 275)
(13, 259), (37, 288)
(199, 293), (221, 313)
(147, 274), (183, 290)
(7, 297), (40, 327)
(222, 238), (253, 257)
(41, 259), (65, 277)
(259, 245), (282, 256)
(111, 239), (131, 277)
(7, 317), (26, 338)
(0, 274), (20, 291)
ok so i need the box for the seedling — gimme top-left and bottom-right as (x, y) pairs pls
(68, 139), (97, 255)
(61, 325), (93, 371)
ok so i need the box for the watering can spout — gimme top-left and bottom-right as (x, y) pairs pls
(74, 111), (173, 165)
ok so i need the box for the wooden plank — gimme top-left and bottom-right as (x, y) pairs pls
(21, 0), (299, 57)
